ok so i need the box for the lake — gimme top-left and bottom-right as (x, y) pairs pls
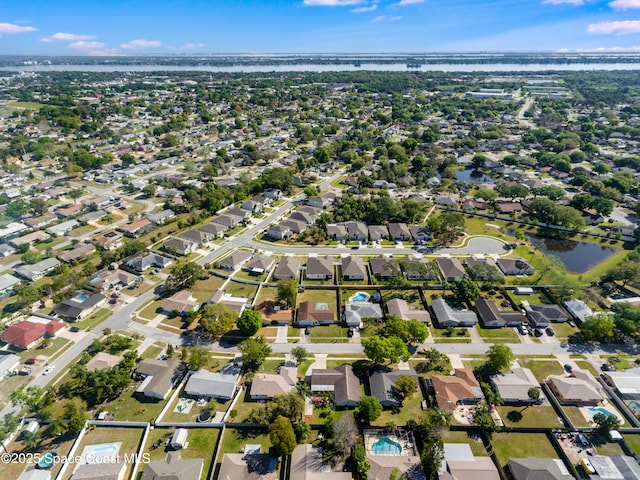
(508, 229), (616, 274)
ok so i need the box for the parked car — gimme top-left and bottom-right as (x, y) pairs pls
(25, 358), (36, 365)
(43, 365), (55, 375)
(534, 329), (543, 337)
(564, 364), (573, 373)
(69, 326), (80, 332)
(545, 327), (555, 336)
(517, 325), (527, 335)
(601, 363), (615, 372)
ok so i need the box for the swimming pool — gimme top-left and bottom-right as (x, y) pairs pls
(37, 452), (56, 469)
(81, 442), (122, 464)
(587, 407), (617, 420)
(629, 401), (640, 415)
(74, 293), (89, 302)
(350, 292), (370, 302)
(371, 437), (402, 456)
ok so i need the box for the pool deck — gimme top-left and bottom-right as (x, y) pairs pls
(579, 402), (625, 426)
(363, 430), (418, 457)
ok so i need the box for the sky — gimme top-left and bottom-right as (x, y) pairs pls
(3, 0), (640, 55)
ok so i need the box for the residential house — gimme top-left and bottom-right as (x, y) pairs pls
(563, 299), (594, 323)
(587, 455), (640, 480)
(368, 452), (425, 480)
(92, 231), (124, 251)
(264, 188), (283, 199)
(250, 366), (298, 400)
(241, 198), (263, 213)
(341, 256), (367, 281)
(227, 207), (251, 221)
(431, 299), (478, 327)
(386, 298), (431, 323)
(218, 452), (278, 480)
(0, 354), (20, 378)
(465, 257), (503, 279)
(71, 461), (126, 480)
(160, 291), (200, 315)
(140, 451), (204, 480)
(343, 302), (383, 327)
(164, 237), (197, 256)
(297, 301), (335, 326)
(289, 211), (315, 225)
(602, 368), (640, 400)
(147, 209), (175, 225)
(434, 196), (458, 208)
(524, 304), (569, 328)
(57, 243), (96, 263)
(306, 193), (335, 209)
(496, 258), (535, 276)
(243, 255), (275, 275)
(206, 289), (247, 315)
(199, 222), (226, 238)
(409, 225), (431, 244)
(495, 202), (523, 214)
(388, 222), (412, 241)
(211, 214), (242, 228)
(0, 318), (64, 350)
(134, 358), (184, 400)
(508, 458), (573, 480)
(368, 225), (390, 242)
(490, 368), (543, 405)
(431, 369), (484, 412)
(475, 298), (525, 328)
(266, 225), (291, 240)
(219, 250), (252, 270)
(85, 352), (124, 372)
(184, 369), (238, 401)
(402, 258), (436, 281)
(55, 203), (83, 218)
(0, 244), (15, 257)
(370, 256), (395, 280)
(310, 364), (361, 407)
(23, 213), (57, 229)
(326, 224), (347, 241)
(117, 219), (153, 238)
(305, 256), (334, 280)
(46, 219), (79, 236)
(438, 444), (500, 480)
(290, 444), (352, 480)
(346, 222), (368, 242)
(370, 369), (420, 408)
(15, 258), (61, 281)
(0, 222), (27, 240)
(436, 258), (466, 282)
(54, 291), (106, 321)
(280, 219), (307, 234)
(273, 256), (300, 280)
(547, 369), (605, 405)
(10, 231), (51, 248)
(0, 273), (20, 296)
(90, 269), (138, 291)
(180, 229), (213, 246)
(129, 253), (173, 273)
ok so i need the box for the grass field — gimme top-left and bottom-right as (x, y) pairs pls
(371, 390), (424, 427)
(475, 325), (520, 343)
(490, 432), (559, 470)
(519, 358), (564, 382)
(440, 430), (487, 456)
(496, 405), (563, 428)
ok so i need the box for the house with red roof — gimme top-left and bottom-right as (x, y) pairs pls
(0, 318), (65, 350)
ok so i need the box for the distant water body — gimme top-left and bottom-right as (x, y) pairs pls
(2, 63), (640, 73)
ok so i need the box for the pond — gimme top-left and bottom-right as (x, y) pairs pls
(507, 229), (616, 274)
(455, 169), (496, 184)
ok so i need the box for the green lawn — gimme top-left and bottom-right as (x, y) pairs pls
(73, 307), (113, 329)
(22, 337), (69, 361)
(382, 289), (425, 308)
(475, 325), (520, 343)
(440, 430), (487, 456)
(297, 289), (338, 313)
(141, 343), (165, 360)
(519, 358), (563, 382)
(139, 299), (164, 320)
(550, 322), (579, 340)
(490, 433), (559, 470)
(496, 405), (563, 428)
(225, 281), (258, 302)
(218, 428), (272, 457)
(574, 361), (599, 376)
(310, 325), (348, 343)
(371, 389), (424, 427)
(562, 406), (590, 427)
(624, 434), (640, 456)
(103, 388), (168, 422)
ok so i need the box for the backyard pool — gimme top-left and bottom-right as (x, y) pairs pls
(587, 407), (617, 421)
(371, 437), (402, 456)
(349, 292), (370, 302)
(73, 292), (89, 302)
(629, 401), (640, 416)
(37, 452), (57, 469)
(80, 442), (122, 464)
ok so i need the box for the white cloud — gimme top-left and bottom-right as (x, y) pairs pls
(542, 0), (584, 5)
(41, 32), (95, 43)
(68, 41), (105, 50)
(609, 0), (640, 9)
(587, 20), (640, 34)
(371, 15), (402, 22)
(559, 45), (640, 51)
(169, 42), (205, 51)
(88, 48), (121, 57)
(0, 23), (37, 35)
(304, 0), (364, 5)
(395, 0), (425, 5)
(120, 39), (162, 49)
(351, 4), (377, 12)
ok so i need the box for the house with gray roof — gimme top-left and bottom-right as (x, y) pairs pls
(431, 298), (478, 327)
(134, 358), (184, 400)
(547, 369), (605, 405)
(346, 222), (368, 242)
(305, 256), (334, 280)
(54, 291), (106, 321)
(341, 256), (366, 281)
(147, 209), (175, 225)
(198, 222), (226, 238)
(475, 298), (525, 328)
(496, 258), (535, 276)
(409, 225), (431, 244)
(290, 444), (352, 480)
(273, 256), (300, 280)
(46, 219), (79, 236)
(266, 224), (291, 240)
(163, 237), (197, 256)
(250, 366), (298, 400)
(219, 250), (252, 270)
(386, 298), (431, 323)
(524, 304), (569, 328)
(243, 255), (275, 275)
(439, 444), (500, 480)
(370, 256), (395, 279)
(343, 302), (383, 327)
(326, 223), (346, 240)
(57, 243), (96, 263)
(368, 225), (389, 241)
(310, 364), (360, 407)
(211, 214), (242, 228)
(280, 219), (307, 234)
(218, 453), (277, 480)
(0, 273), (20, 296)
(141, 451), (204, 480)
(370, 369), (420, 408)
(436, 257), (466, 282)
(508, 458), (573, 480)
(15, 257), (61, 281)
(388, 222), (412, 241)
(465, 257), (503, 279)
(402, 258), (436, 281)
(563, 299), (594, 323)
(129, 253), (173, 272)
(490, 367), (543, 405)
(588, 455), (640, 480)
(602, 367), (640, 400)
(184, 369), (238, 401)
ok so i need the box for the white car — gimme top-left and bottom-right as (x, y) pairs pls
(43, 366), (55, 375)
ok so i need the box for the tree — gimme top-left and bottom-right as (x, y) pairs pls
(352, 444), (370, 479)
(63, 397), (88, 434)
(593, 412), (621, 433)
(406, 320), (429, 344)
(450, 279), (480, 304)
(580, 313), (615, 342)
(142, 184), (157, 197)
(187, 345), (209, 370)
(421, 439), (444, 479)
(427, 212), (465, 245)
(29, 198), (48, 216)
(362, 336), (409, 364)
(527, 387), (541, 404)
(269, 416), (297, 456)
(294, 421), (311, 443)
(486, 344), (514, 373)
(472, 401), (500, 433)
(333, 413), (358, 454)
(239, 336), (272, 371)
(276, 279), (297, 309)
(515, 229), (525, 242)
(199, 303), (237, 338)
(395, 375), (418, 405)
(356, 396), (383, 423)
(165, 262), (204, 293)
(237, 310), (262, 336)
(291, 346), (308, 364)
